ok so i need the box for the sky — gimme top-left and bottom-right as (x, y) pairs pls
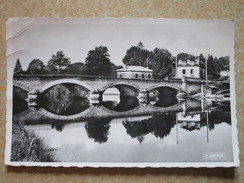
(6, 18), (235, 70)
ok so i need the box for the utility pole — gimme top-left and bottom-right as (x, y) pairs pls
(206, 110), (209, 143)
(205, 54), (208, 85)
(138, 42), (143, 66)
(140, 48), (142, 66)
(175, 47), (178, 78)
(176, 114), (179, 144)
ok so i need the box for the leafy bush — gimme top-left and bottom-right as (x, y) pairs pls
(11, 121), (58, 162)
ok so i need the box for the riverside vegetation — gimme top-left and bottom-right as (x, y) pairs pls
(11, 120), (58, 162)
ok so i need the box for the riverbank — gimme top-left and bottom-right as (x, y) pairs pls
(11, 121), (58, 162)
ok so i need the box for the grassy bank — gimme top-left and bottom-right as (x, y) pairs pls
(11, 121), (58, 162)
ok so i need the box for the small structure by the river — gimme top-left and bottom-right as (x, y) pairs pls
(175, 57), (205, 79)
(116, 66), (153, 80)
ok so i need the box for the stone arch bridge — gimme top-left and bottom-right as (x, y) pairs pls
(13, 75), (202, 97)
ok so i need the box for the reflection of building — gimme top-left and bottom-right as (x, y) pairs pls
(176, 112), (204, 131)
(117, 66), (153, 79)
(175, 57), (205, 78)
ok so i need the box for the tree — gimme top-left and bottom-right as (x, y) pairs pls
(110, 64), (123, 77)
(85, 46), (113, 76)
(218, 56), (229, 71)
(207, 55), (220, 79)
(213, 56), (224, 73)
(146, 48), (173, 79)
(199, 53), (205, 62)
(47, 51), (70, 74)
(214, 56), (229, 72)
(122, 42), (150, 66)
(27, 59), (45, 75)
(177, 52), (196, 61)
(137, 41), (144, 50)
(63, 62), (87, 75)
(14, 59), (23, 75)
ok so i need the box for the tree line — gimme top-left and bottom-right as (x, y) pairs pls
(14, 46), (122, 77)
(14, 42), (230, 79)
(122, 42), (229, 79)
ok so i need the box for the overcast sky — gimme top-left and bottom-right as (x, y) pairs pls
(7, 18), (234, 70)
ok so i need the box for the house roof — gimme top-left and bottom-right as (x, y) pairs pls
(117, 66), (153, 72)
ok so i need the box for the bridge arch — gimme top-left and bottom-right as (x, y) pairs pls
(37, 106), (93, 121)
(39, 79), (93, 93)
(99, 103), (141, 114)
(13, 80), (31, 92)
(147, 101), (182, 111)
(145, 83), (182, 92)
(100, 83), (140, 97)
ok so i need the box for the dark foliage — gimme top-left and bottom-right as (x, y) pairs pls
(123, 113), (176, 143)
(26, 59), (45, 75)
(47, 51), (71, 74)
(177, 52), (196, 61)
(41, 84), (73, 114)
(122, 42), (150, 66)
(63, 62), (86, 75)
(85, 119), (111, 143)
(146, 48), (174, 79)
(84, 46), (113, 76)
(11, 121), (58, 162)
(13, 59), (23, 75)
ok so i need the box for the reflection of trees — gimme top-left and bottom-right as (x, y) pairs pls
(85, 119), (111, 143)
(208, 111), (231, 130)
(41, 85), (73, 114)
(51, 122), (65, 132)
(122, 120), (151, 143)
(150, 115), (175, 139)
(13, 86), (28, 115)
(61, 97), (89, 115)
(41, 84), (90, 115)
(123, 113), (176, 143)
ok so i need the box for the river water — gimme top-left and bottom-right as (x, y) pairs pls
(13, 86), (233, 163)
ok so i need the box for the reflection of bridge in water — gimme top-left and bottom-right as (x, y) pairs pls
(21, 99), (231, 146)
(14, 98), (202, 124)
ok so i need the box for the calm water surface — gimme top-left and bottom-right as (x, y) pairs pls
(13, 85), (233, 162)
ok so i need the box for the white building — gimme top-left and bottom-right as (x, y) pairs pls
(117, 66), (153, 80)
(175, 57), (205, 78)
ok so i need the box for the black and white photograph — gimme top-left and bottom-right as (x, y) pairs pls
(5, 18), (239, 167)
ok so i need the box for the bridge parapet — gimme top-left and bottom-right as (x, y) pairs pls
(13, 75), (202, 97)
(13, 80), (32, 92)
